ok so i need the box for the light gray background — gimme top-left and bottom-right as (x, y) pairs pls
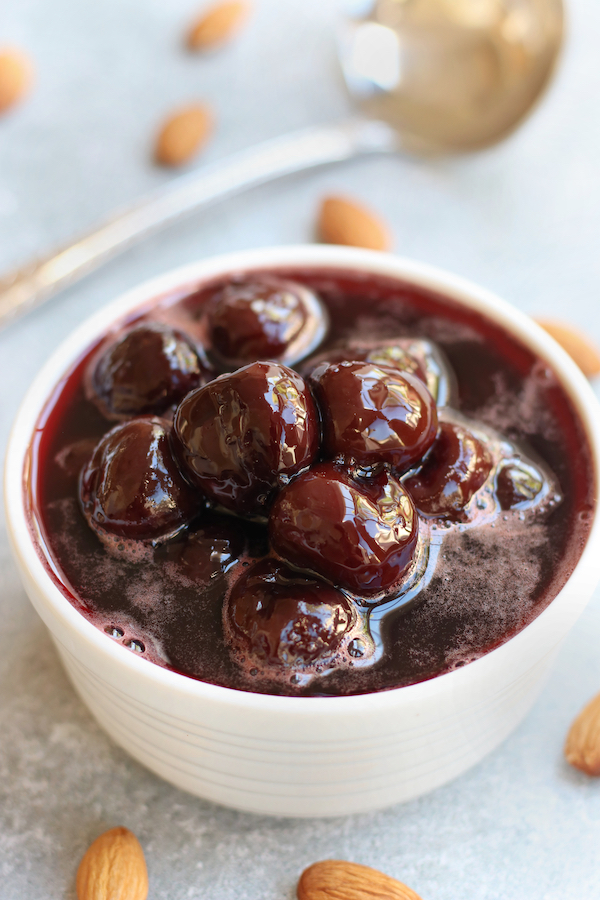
(2, 1), (600, 897)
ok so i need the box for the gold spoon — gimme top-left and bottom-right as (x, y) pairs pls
(0, 0), (564, 329)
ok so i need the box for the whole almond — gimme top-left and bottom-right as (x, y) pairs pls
(0, 47), (33, 113)
(534, 318), (600, 379)
(317, 196), (391, 252)
(565, 691), (600, 776)
(188, 1), (251, 50)
(297, 860), (423, 900)
(155, 105), (213, 167)
(76, 826), (148, 900)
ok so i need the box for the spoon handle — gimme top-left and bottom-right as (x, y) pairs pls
(0, 117), (398, 330)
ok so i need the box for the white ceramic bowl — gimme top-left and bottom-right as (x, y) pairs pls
(6, 246), (600, 818)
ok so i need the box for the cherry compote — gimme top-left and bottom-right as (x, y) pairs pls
(195, 275), (328, 371)
(495, 459), (545, 510)
(310, 361), (438, 471)
(301, 337), (450, 405)
(28, 266), (595, 697)
(173, 361), (320, 517)
(79, 417), (201, 544)
(403, 420), (492, 519)
(90, 322), (204, 418)
(270, 463), (418, 595)
(225, 559), (357, 678)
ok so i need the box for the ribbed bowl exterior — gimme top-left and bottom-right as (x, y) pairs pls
(6, 247), (600, 817)
(54, 637), (557, 816)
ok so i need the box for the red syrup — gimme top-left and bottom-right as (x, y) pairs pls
(27, 268), (595, 696)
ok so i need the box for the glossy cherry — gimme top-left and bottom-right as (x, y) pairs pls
(90, 322), (203, 417)
(496, 459), (545, 510)
(173, 361), (320, 517)
(269, 463), (419, 595)
(403, 420), (492, 519)
(366, 338), (451, 406)
(310, 361), (438, 471)
(80, 417), (201, 540)
(155, 515), (247, 582)
(301, 338), (450, 404)
(225, 559), (354, 667)
(302, 341), (425, 383)
(206, 277), (319, 369)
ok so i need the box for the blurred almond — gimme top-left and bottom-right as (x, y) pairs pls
(76, 826), (148, 900)
(317, 196), (391, 251)
(187, 1), (251, 50)
(155, 104), (213, 167)
(565, 691), (600, 776)
(535, 318), (600, 378)
(297, 860), (423, 900)
(0, 47), (33, 113)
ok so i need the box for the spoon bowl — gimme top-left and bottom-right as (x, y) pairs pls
(340, 0), (565, 152)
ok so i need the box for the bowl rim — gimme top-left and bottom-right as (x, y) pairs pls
(6, 243), (600, 716)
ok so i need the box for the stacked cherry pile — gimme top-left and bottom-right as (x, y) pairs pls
(78, 275), (521, 676)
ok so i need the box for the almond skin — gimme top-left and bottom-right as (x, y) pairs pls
(187, 1), (251, 50)
(534, 318), (600, 379)
(317, 196), (392, 252)
(565, 691), (600, 776)
(0, 47), (33, 113)
(297, 860), (423, 900)
(155, 105), (213, 167)
(76, 826), (149, 900)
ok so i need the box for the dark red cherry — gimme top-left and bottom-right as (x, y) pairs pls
(496, 459), (544, 510)
(173, 361), (320, 517)
(300, 338), (451, 405)
(269, 464), (418, 595)
(301, 342), (426, 384)
(155, 516), (247, 582)
(80, 417), (201, 540)
(205, 276), (326, 370)
(310, 361), (438, 471)
(90, 322), (203, 418)
(365, 338), (451, 406)
(225, 559), (355, 667)
(403, 421), (492, 519)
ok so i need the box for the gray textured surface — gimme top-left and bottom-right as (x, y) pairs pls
(2, 0), (600, 897)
